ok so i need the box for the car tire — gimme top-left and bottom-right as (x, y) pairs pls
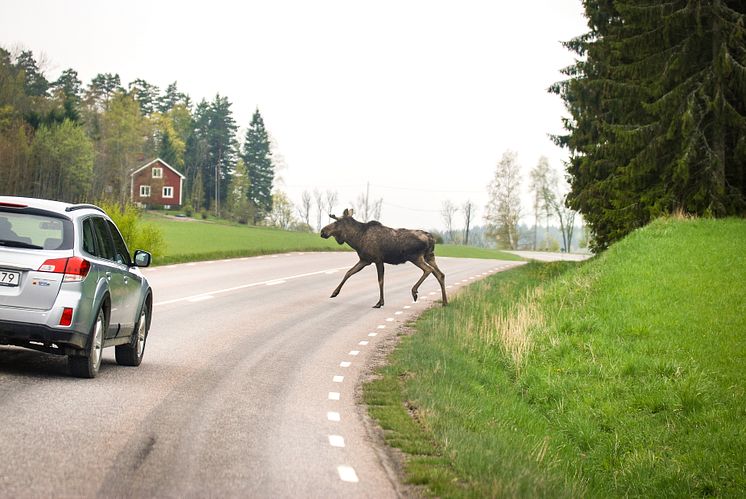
(115, 300), (149, 367)
(69, 308), (105, 379)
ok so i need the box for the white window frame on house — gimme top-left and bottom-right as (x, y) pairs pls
(152, 167), (163, 179)
(163, 186), (174, 198)
(140, 185), (151, 197)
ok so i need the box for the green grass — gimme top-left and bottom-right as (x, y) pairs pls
(365, 217), (746, 497)
(145, 214), (346, 265)
(143, 213), (520, 265)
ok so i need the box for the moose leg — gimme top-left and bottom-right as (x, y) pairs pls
(410, 255), (433, 303)
(373, 261), (385, 308)
(425, 254), (448, 306)
(331, 259), (370, 298)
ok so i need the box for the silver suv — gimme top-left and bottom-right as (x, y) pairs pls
(0, 196), (153, 378)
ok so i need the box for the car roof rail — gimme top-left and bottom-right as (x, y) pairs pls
(65, 204), (107, 214)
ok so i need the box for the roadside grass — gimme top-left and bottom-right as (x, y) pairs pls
(143, 213), (520, 265)
(365, 217), (746, 497)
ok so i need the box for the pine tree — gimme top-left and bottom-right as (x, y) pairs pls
(242, 108), (274, 223)
(15, 50), (49, 97)
(552, 0), (746, 251)
(50, 68), (83, 122)
(128, 78), (160, 116)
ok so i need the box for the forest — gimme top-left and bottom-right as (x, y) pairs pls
(0, 46), (274, 224)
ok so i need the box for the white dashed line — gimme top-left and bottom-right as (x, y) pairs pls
(358, 341), (369, 346)
(340, 361), (351, 368)
(327, 412), (341, 422)
(377, 325), (386, 329)
(394, 311), (403, 315)
(403, 305), (411, 309)
(338, 465), (359, 483)
(349, 350), (359, 356)
(333, 375), (344, 383)
(328, 392), (340, 400)
(329, 435), (345, 447)
(368, 332), (377, 337)
(385, 317), (394, 322)
(429, 291), (436, 295)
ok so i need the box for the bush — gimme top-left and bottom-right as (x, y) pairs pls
(183, 204), (194, 217)
(98, 202), (166, 259)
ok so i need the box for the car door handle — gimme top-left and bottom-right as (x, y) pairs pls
(123, 277), (129, 284)
(105, 271), (112, 280)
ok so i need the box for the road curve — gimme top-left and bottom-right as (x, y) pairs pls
(0, 252), (523, 498)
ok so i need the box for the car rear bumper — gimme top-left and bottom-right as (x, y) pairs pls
(0, 319), (87, 352)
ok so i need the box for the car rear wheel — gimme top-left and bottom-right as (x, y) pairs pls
(115, 300), (149, 367)
(69, 308), (105, 378)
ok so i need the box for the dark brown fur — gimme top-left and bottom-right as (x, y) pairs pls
(320, 209), (447, 308)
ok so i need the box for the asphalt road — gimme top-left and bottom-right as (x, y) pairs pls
(0, 252), (522, 498)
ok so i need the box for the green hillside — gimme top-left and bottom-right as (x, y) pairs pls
(365, 217), (746, 497)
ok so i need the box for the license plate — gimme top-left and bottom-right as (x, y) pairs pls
(0, 270), (20, 287)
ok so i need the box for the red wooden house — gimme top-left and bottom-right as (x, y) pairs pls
(130, 158), (186, 209)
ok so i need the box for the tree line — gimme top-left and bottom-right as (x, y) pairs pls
(552, 1), (746, 251)
(0, 46), (276, 223)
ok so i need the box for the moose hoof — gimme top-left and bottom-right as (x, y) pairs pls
(412, 291), (418, 302)
(330, 291), (339, 298)
(373, 302), (384, 309)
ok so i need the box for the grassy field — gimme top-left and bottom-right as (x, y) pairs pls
(365, 217), (746, 497)
(143, 213), (519, 264)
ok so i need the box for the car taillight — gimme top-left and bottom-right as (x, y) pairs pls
(38, 257), (91, 282)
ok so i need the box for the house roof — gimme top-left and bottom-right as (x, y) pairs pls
(130, 158), (186, 179)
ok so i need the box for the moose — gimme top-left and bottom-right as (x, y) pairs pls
(320, 209), (447, 308)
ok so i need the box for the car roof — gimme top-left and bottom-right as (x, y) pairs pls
(0, 196), (108, 219)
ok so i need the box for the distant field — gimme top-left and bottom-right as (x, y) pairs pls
(144, 214), (520, 265)
(366, 217), (746, 497)
(145, 215), (344, 265)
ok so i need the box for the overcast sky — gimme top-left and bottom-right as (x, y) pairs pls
(1, 0), (587, 231)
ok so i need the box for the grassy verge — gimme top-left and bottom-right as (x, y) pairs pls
(143, 213), (520, 265)
(365, 217), (746, 497)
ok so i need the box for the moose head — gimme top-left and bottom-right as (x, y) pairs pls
(320, 208), (356, 245)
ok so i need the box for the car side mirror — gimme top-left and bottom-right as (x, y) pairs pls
(133, 250), (152, 268)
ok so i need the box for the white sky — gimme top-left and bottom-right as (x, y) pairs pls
(1, 0), (587, 231)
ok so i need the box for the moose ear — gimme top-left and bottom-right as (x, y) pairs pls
(343, 208), (349, 217)
(348, 208), (354, 217)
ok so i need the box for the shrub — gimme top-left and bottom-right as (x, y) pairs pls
(98, 202), (166, 259)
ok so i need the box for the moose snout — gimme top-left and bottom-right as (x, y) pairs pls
(320, 229), (330, 239)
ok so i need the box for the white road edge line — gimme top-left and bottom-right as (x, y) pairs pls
(328, 392), (340, 400)
(327, 412), (341, 422)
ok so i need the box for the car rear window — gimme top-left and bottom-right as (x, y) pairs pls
(0, 210), (73, 250)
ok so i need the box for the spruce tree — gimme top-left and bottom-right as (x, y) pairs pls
(552, 0), (746, 251)
(242, 108), (274, 223)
